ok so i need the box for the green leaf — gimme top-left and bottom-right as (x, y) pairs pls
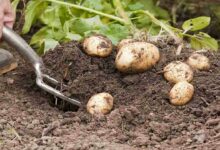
(190, 38), (201, 50)
(128, 0), (170, 30)
(182, 16), (211, 31)
(127, 0), (169, 19)
(133, 14), (151, 28)
(64, 33), (82, 41)
(190, 32), (218, 51)
(100, 24), (130, 44)
(43, 38), (59, 53)
(58, 6), (74, 26)
(12, 0), (20, 12)
(71, 16), (104, 35)
(51, 29), (66, 41)
(154, 7), (170, 19)
(128, 2), (144, 11)
(63, 20), (72, 33)
(83, 0), (103, 11)
(30, 27), (51, 54)
(30, 27), (64, 53)
(102, 2), (115, 14)
(126, 0), (155, 11)
(148, 24), (161, 35)
(71, 19), (91, 35)
(39, 6), (62, 28)
(22, 0), (48, 34)
(30, 27), (51, 45)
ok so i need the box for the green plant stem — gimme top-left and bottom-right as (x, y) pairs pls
(113, 0), (136, 33)
(46, 0), (126, 24)
(133, 10), (181, 43)
(113, 0), (132, 25)
(182, 33), (194, 38)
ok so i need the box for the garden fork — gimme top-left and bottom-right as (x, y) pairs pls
(2, 26), (81, 107)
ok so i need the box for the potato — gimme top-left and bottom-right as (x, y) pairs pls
(164, 61), (193, 83)
(115, 42), (160, 73)
(187, 53), (210, 70)
(82, 35), (113, 57)
(117, 39), (137, 50)
(169, 81), (194, 106)
(87, 92), (114, 115)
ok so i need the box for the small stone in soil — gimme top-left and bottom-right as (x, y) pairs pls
(193, 130), (206, 143)
(6, 78), (14, 84)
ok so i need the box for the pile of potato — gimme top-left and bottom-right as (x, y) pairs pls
(163, 53), (210, 106)
(81, 35), (210, 115)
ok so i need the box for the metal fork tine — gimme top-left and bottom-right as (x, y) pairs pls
(43, 74), (60, 86)
(43, 74), (68, 88)
(36, 77), (81, 106)
(35, 64), (81, 106)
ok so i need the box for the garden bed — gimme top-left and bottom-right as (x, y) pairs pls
(0, 39), (219, 149)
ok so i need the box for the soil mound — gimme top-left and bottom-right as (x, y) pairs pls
(40, 40), (220, 148)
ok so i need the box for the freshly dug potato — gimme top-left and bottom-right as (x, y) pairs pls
(187, 53), (210, 70)
(169, 81), (194, 106)
(115, 42), (160, 73)
(164, 61), (193, 83)
(87, 92), (114, 115)
(82, 35), (113, 57)
(117, 39), (137, 50)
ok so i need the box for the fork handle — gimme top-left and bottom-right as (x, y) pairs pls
(2, 26), (43, 66)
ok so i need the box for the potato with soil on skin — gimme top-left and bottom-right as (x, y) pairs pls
(117, 39), (137, 50)
(115, 42), (160, 73)
(187, 53), (210, 70)
(169, 81), (194, 106)
(82, 35), (113, 57)
(164, 61), (193, 83)
(87, 92), (114, 115)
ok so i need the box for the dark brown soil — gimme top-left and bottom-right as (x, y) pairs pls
(0, 39), (219, 150)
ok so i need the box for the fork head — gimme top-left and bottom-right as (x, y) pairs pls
(34, 63), (81, 107)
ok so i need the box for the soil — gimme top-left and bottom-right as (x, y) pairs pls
(0, 39), (219, 150)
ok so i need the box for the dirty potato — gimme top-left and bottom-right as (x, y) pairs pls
(87, 92), (114, 115)
(169, 81), (194, 106)
(164, 61), (193, 83)
(117, 39), (137, 50)
(82, 35), (113, 57)
(187, 53), (210, 70)
(115, 42), (160, 73)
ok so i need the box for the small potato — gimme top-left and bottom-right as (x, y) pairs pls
(82, 35), (113, 57)
(115, 42), (160, 73)
(87, 92), (114, 115)
(169, 81), (194, 106)
(117, 39), (137, 50)
(187, 53), (210, 70)
(164, 61), (193, 83)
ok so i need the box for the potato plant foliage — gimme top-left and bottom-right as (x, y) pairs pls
(13, 0), (218, 53)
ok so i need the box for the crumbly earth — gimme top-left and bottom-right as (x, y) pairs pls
(0, 39), (219, 150)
